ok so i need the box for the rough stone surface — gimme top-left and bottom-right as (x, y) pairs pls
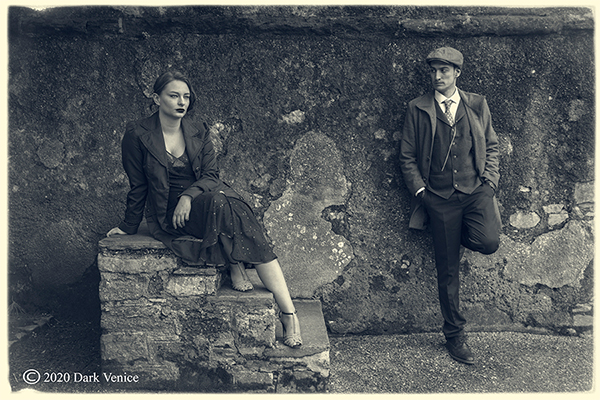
(8, 6), (594, 335)
(573, 303), (592, 313)
(574, 181), (594, 207)
(543, 204), (564, 214)
(509, 212), (541, 229)
(264, 131), (352, 298)
(573, 315), (593, 328)
(503, 221), (593, 288)
(548, 211), (569, 227)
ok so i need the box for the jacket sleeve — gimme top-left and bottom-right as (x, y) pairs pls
(118, 121), (147, 234)
(480, 98), (500, 189)
(180, 127), (222, 199)
(399, 103), (426, 196)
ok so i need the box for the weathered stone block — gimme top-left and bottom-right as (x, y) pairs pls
(509, 211), (541, 229)
(270, 351), (331, 378)
(99, 272), (150, 301)
(574, 181), (594, 207)
(131, 360), (180, 383)
(147, 334), (184, 363)
(165, 274), (220, 297)
(101, 305), (181, 335)
(264, 131), (353, 298)
(233, 310), (277, 351)
(573, 314), (593, 327)
(548, 211), (569, 227)
(543, 204), (565, 214)
(101, 332), (149, 362)
(273, 355), (330, 394)
(98, 253), (179, 274)
(210, 331), (239, 364)
(212, 330), (236, 348)
(503, 220), (593, 288)
(573, 303), (592, 313)
(231, 368), (274, 391)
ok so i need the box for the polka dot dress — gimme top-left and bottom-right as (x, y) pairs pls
(164, 150), (276, 266)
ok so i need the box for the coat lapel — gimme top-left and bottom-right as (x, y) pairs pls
(139, 113), (169, 168)
(138, 113), (205, 170)
(459, 89), (486, 175)
(415, 92), (437, 142)
(415, 92), (437, 164)
(182, 118), (203, 162)
(454, 99), (466, 124)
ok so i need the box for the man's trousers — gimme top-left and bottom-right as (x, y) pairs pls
(423, 183), (501, 339)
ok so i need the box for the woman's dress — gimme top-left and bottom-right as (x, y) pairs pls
(163, 150), (276, 266)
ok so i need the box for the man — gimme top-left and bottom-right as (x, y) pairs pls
(399, 47), (501, 364)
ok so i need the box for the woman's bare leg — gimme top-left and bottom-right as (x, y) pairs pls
(255, 259), (302, 347)
(255, 259), (294, 312)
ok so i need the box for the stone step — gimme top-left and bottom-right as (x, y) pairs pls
(213, 269), (330, 392)
(218, 268), (330, 358)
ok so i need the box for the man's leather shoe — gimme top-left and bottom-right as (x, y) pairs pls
(445, 336), (475, 364)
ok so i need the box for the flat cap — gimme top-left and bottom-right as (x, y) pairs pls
(426, 47), (463, 69)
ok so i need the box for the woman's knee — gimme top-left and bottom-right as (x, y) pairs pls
(204, 192), (228, 207)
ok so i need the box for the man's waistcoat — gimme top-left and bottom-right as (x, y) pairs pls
(428, 100), (481, 199)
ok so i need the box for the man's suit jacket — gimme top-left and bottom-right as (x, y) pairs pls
(400, 89), (500, 230)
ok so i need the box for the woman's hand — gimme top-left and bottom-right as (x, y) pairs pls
(107, 227), (127, 237)
(173, 195), (192, 229)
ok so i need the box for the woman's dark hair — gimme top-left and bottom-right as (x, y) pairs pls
(153, 71), (197, 112)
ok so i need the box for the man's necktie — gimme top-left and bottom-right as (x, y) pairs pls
(441, 99), (456, 171)
(443, 99), (454, 126)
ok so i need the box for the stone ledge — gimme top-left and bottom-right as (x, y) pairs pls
(99, 220), (166, 251)
(10, 6), (593, 39)
(216, 270), (275, 303)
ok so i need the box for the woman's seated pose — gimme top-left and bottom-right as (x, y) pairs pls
(107, 71), (301, 348)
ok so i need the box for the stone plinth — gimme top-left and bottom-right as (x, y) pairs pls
(97, 223), (330, 393)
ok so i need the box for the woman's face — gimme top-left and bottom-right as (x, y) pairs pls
(153, 80), (191, 119)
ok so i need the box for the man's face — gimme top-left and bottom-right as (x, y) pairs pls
(429, 61), (461, 97)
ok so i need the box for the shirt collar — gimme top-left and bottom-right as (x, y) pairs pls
(434, 88), (461, 106)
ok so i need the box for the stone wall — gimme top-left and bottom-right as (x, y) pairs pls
(8, 6), (594, 335)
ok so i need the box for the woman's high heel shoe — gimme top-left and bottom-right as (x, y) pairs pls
(279, 311), (302, 348)
(230, 262), (253, 292)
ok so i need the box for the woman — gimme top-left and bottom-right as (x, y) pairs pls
(107, 71), (301, 348)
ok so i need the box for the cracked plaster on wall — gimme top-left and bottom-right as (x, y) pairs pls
(264, 131), (352, 298)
